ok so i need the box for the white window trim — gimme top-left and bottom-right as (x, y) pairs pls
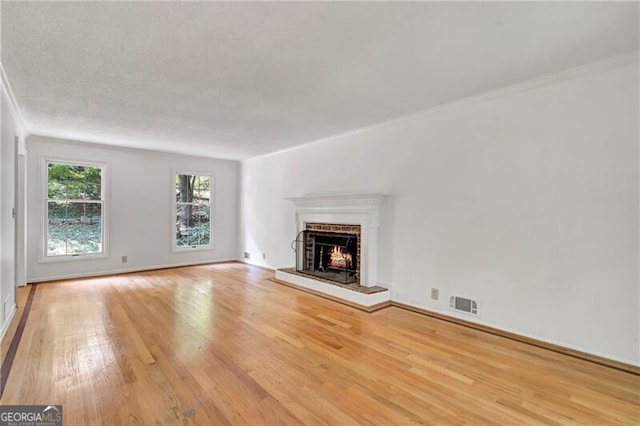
(40, 157), (110, 263)
(171, 169), (214, 253)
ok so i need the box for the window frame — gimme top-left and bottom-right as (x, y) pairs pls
(171, 169), (214, 252)
(40, 157), (109, 263)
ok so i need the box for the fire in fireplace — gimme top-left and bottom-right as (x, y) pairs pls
(329, 246), (352, 270)
(292, 223), (361, 285)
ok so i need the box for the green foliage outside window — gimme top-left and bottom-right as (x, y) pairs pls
(48, 163), (101, 200)
(46, 162), (104, 257)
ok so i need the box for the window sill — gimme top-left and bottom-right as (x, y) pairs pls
(39, 253), (109, 263)
(171, 245), (215, 254)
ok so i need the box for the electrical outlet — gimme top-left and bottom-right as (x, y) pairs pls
(121, 255), (128, 263)
(244, 251), (251, 259)
(431, 288), (439, 300)
(262, 252), (266, 260)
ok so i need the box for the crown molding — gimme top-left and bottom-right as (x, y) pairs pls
(0, 61), (28, 136)
(246, 50), (639, 162)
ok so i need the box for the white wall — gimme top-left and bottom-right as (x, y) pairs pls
(27, 136), (239, 282)
(0, 75), (26, 338)
(240, 55), (639, 365)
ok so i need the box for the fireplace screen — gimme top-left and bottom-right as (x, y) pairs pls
(292, 230), (359, 284)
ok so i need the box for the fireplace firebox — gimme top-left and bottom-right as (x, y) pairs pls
(292, 224), (361, 285)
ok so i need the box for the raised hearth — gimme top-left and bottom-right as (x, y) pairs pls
(275, 268), (390, 307)
(279, 268), (387, 294)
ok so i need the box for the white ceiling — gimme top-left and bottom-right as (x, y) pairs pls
(2, 2), (638, 160)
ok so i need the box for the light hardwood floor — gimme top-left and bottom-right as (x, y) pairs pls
(1, 263), (638, 424)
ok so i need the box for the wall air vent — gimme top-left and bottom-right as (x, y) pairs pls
(449, 296), (478, 315)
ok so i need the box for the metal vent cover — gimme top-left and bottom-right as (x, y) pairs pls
(449, 296), (478, 315)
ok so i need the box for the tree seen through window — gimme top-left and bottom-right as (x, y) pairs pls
(175, 173), (211, 248)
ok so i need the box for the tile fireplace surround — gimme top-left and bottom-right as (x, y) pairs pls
(275, 194), (390, 307)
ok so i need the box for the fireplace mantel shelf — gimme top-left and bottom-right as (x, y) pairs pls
(286, 194), (384, 211)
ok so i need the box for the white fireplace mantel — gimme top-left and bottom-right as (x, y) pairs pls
(287, 194), (384, 228)
(286, 194), (385, 288)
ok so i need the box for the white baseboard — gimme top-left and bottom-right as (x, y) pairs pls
(237, 259), (277, 271)
(27, 258), (238, 283)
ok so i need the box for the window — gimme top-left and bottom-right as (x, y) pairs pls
(44, 160), (107, 259)
(173, 172), (212, 250)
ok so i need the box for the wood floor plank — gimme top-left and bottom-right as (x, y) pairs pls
(110, 304), (156, 366)
(1, 263), (638, 425)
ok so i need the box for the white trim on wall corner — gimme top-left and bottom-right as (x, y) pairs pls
(0, 304), (17, 341)
(245, 50), (640, 162)
(0, 61), (28, 135)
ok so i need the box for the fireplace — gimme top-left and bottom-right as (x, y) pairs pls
(294, 223), (361, 284)
(283, 194), (383, 289)
(276, 194), (389, 307)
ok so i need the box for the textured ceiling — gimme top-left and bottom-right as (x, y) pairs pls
(2, 2), (638, 160)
